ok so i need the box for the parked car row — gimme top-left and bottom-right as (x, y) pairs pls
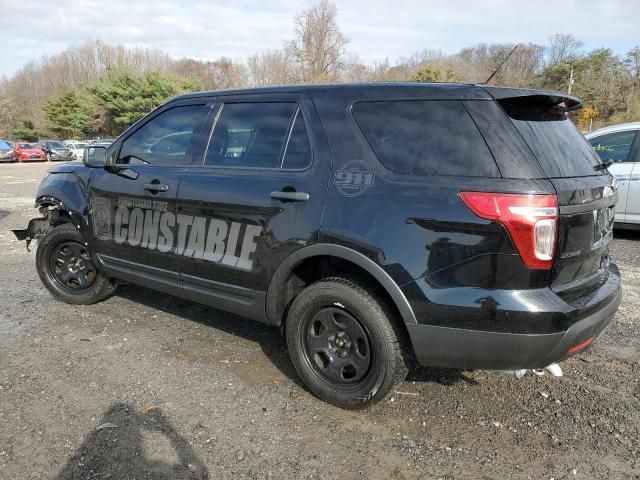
(0, 139), (113, 163)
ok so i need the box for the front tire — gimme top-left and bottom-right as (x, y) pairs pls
(36, 223), (115, 304)
(286, 277), (410, 409)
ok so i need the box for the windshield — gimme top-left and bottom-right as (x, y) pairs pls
(48, 141), (66, 148)
(75, 143), (88, 149)
(19, 143), (36, 149)
(0, 141), (10, 149)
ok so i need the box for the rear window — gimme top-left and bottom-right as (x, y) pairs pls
(498, 98), (603, 178)
(352, 100), (500, 177)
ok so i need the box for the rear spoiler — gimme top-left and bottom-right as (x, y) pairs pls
(480, 86), (582, 113)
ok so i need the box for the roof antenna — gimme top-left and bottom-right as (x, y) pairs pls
(484, 44), (519, 85)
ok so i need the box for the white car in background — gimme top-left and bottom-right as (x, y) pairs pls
(64, 141), (89, 161)
(586, 122), (640, 229)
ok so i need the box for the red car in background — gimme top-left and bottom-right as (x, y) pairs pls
(14, 142), (46, 162)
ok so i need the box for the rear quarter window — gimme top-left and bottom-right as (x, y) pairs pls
(352, 100), (500, 177)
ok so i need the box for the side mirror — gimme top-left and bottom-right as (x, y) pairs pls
(83, 146), (108, 168)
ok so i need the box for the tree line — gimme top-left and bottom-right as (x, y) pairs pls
(1, 0), (638, 140)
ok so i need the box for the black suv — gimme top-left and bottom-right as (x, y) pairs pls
(14, 83), (622, 408)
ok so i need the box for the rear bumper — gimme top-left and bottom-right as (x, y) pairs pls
(404, 264), (622, 370)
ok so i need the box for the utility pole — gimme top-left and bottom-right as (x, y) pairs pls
(568, 66), (575, 95)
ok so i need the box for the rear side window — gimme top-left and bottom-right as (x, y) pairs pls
(352, 100), (500, 177)
(588, 130), (637, 163)
(205, 103), (299, 169)
(498, 98), (603, 177)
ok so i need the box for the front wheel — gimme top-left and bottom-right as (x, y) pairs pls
(36, 223), (116, 304)
(286, 277), (410, 409)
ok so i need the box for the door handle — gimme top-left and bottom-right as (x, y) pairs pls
(270, 191), (310, 202)
(144, 183), (169, 192)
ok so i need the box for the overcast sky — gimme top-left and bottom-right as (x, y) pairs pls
(0, 0), (638, 77)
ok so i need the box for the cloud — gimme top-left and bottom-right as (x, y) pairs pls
(0, 0), (638, 77)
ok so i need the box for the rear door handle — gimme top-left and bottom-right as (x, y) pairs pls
(270, 191), (310, 202)
(144, 183), (169, 192)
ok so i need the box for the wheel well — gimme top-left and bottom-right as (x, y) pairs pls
(37, 202), (72, 226)
(274, 255), (413, 352)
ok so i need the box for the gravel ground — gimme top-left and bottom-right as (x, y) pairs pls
(0, 162), (638, 479)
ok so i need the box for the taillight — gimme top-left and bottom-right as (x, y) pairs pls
(459, 192), (558, 269)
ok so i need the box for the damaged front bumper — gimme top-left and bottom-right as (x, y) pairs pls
(12, 207), (52, 251)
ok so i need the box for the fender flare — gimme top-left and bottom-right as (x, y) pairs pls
(265, 243), (417, 327)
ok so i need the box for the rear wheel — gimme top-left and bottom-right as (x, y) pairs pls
(286, 277), (409, 409)
(36, 223), (115, 304)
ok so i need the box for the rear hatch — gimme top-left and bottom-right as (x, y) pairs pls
(484, 88), (616, 298)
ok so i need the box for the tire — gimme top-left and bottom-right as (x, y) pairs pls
(286, 276), (410, 409)
(36, 223), (116, 304)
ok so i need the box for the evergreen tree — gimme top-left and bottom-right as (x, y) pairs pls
(87, 70), (201, 130)
(11, 117), (39, 141)
(43, 89), (93, 138)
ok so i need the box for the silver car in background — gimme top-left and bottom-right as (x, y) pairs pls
(586, 122), (640, 229)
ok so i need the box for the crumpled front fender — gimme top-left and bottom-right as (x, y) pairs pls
(12, 207), (51, 251)
(13, 168), (92, 251)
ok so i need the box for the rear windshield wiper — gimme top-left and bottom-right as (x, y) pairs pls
(594, 159), (613, 171)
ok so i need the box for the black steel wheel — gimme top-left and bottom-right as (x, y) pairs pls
(49, 241), (97, 292)
(302, 307), (372, 385)
(286, 276), (410, 409)
(36, 223), (116, 304)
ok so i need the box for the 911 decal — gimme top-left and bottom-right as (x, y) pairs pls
(334, 159), (375, 197)
(91, 196), (261, 271)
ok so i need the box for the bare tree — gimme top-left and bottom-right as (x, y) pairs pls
(247, 50), (295, 86)
(286, 0), (349, 82)
(545, 34), (584, 66)
(207, 57), (248, 89)
(625, 46), (640, 79)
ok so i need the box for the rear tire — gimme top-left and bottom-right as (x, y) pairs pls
(36, 223), (115, 304)
(286, 277), (409, 409)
